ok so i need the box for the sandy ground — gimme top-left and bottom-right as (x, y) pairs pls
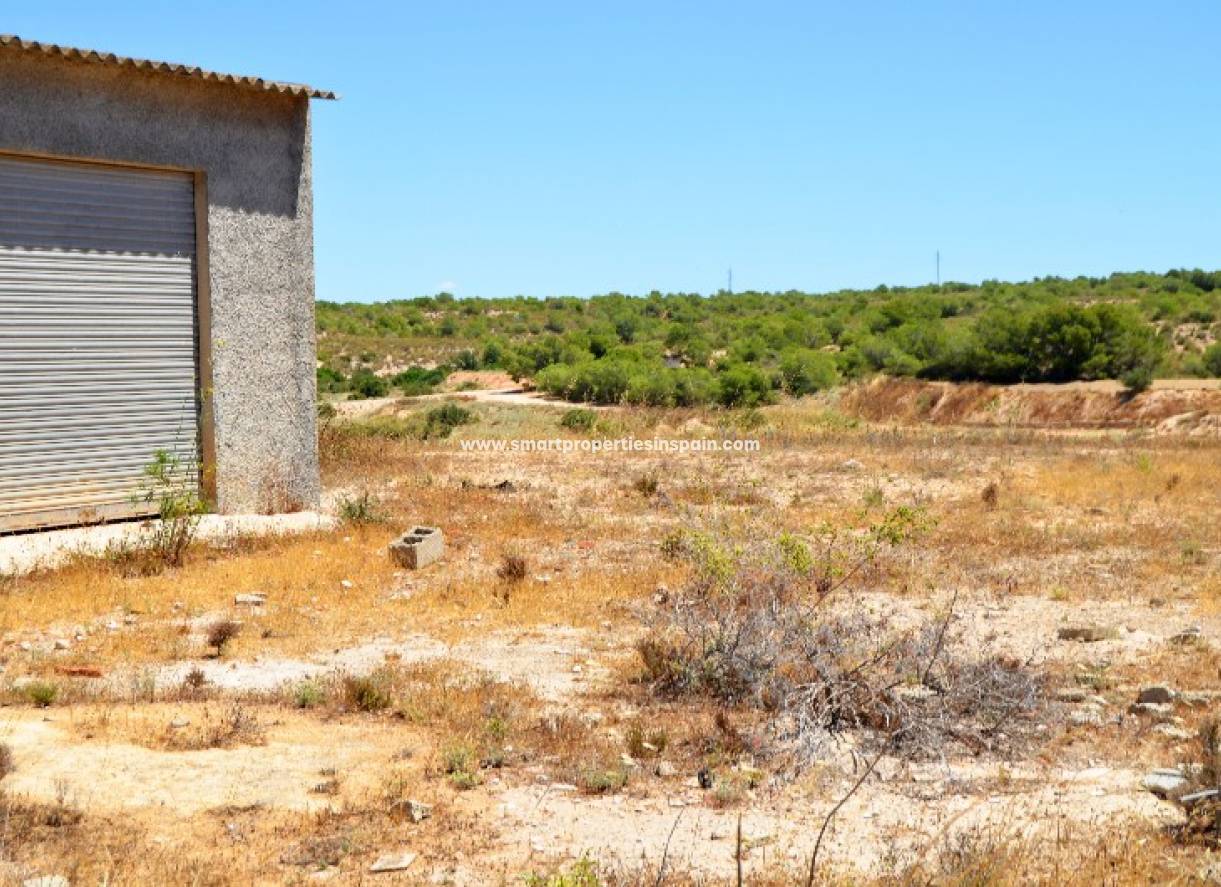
(0, 598), (1205, 880)
(2, 390), (1219, 884)
(332, 387), (596, 418)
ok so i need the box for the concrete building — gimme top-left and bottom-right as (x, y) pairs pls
(0, 36), (335, 532)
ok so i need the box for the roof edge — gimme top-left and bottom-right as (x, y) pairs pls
(0, 34), (338, 100)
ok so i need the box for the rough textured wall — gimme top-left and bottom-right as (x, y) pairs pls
(0, 51), (321, 512)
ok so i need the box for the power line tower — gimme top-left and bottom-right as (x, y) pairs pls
(936, 250), (941, 287)
(727, 267), (733, 294)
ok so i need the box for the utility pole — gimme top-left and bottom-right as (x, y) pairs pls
(936, 250), (941, 287)
(727, 267), (733, 294)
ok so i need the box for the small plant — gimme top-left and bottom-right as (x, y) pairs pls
(559, 409), (597, 432)
(625, 723), (668, 758)
(659, 528), (689, 560)
(1181, 539), (1206, 566)
(140, 449), (208, 569)
(23, 681), (59, 708)
(981, 480), (1000, 510)
(295, 680), (326, 709)
(182, 667), (208, 693)
(525, 857), (602, 887)
(343, 672), (392, 712)
(712, 774), (748, 807)
(421, 403), (475, 439)
(442, 740), (481, 789)
(496, 552), (528, 584)
(0, 742), (13, 780)
(206, 619), (241, 656)
(207, 704), (265, 749)
(578, 765), (628, 795)
(337, 490), (385, 525)
(632, 472), (660, 497)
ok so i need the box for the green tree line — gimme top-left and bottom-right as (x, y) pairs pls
(317, 270), (1221, 406)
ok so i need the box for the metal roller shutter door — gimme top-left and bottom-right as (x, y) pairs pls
(0, 154), (200, 532)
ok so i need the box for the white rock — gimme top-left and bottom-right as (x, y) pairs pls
(1069, 707), (1103, 727)
(1143, 768), (1187, 798)
(369, 851), (417, 873)
(340, 580), (354, 589)
(1153, 724), (1194, 741)
(403, 799), (431, 823)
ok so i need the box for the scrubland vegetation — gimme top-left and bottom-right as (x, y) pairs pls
(318, 269), (1221, 405)
(2, 370), (1220, 883)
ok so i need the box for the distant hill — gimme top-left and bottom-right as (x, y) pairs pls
(316, 269), (1221, 405)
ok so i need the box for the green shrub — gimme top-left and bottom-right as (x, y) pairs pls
(672, 367), (717, 406)
(715, 363), (773, 407)
(421, 403), (474, 439)
(294, 680), (325, 709)
(349, 369), (389, 399)
(481, 340), (505, 367)
(559, 408), (597, 432)
(337, 490), (385, 525)
(142, 449), (207, 570)
(1204, 343), (1221, 377)
(524, 857), (601, 887)
(316, 365), (347, 393)
(442, 740), (481, 788)
(390, 365), (449, 396)
(578, 765), (628, 795)
(23, 681), (59, 708)
(623, 371), (676, 406)
(778, 348), (840, 395)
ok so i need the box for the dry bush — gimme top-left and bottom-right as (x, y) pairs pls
(639, 511), (1046, 765)
(1175, 717), (1221, 847)
(163, 704), (266, 751)
(0, 742), (13, 780)
(981, 479), (1000, 509)
(342, 671), (393, 712)
(206, 618), (241, 655)
(632, 471), (660, 497)
(177, 666), (211, 701)
(496, 551), (528, 583)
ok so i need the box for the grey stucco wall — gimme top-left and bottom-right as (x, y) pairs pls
(0, 50), (321, 513)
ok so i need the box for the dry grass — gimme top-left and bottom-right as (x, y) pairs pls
(1, 393), (1219, 884)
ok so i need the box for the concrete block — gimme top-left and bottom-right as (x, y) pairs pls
(389, 526), (443, 569)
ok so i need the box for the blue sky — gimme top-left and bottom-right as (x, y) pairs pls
(9, 2), (1221, 300)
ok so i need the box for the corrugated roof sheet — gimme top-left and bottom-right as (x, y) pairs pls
(0, 34), (337, 100)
